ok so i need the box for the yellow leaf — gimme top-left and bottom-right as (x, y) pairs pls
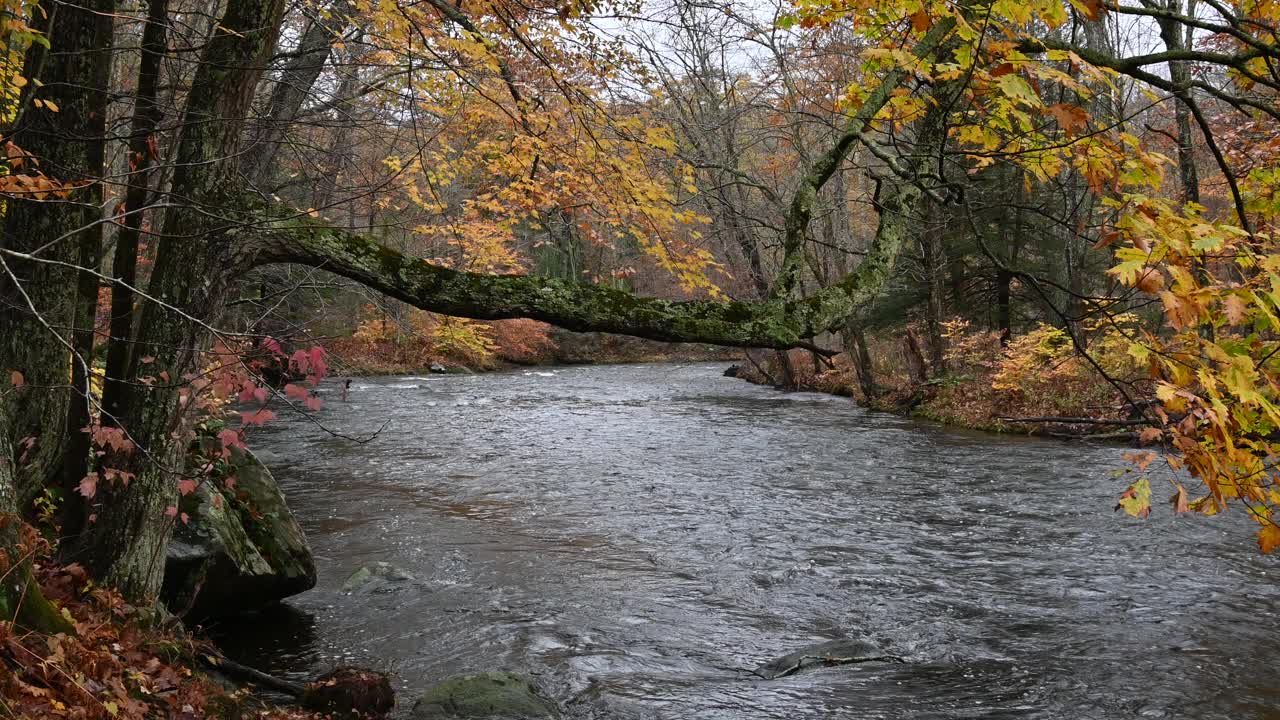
(1116, 477), (1151, 518)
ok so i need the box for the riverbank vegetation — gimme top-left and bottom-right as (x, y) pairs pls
(737, 318), (1151, 439)
(6, 0), (1280, 710)
(324, 309), (736, 375)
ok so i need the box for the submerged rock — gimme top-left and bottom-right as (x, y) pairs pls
(753, 638), (901, 680)
(430, 363), (449, 374)
(342, 561), (416, 593)
(723, 364), (742, 378)
(411, 672), (559, 719)
(163, 444), (316, 619)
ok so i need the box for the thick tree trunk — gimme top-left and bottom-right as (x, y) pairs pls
(62, 0), (287, 600)
(1, 0), (115, 513)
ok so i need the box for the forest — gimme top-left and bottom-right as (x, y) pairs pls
(3, 0), (1280, 713)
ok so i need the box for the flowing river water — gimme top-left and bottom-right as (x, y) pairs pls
(212, 362), (1280, 719)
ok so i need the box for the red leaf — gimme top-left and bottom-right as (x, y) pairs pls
(78, 473), (98, 499)
(217, 428), (242, 451)
(176, 479), (198, 496)
(164, 506), (178, 518)
(304, 395), (323, 412)
(240, 409), (275, 426)
(284, 383), (309, 400)
(307, 346), (328, 381)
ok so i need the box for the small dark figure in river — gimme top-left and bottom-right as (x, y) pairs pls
(342, 378), (352, 402)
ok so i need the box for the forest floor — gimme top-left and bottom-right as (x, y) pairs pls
(0, 548), (338, 720)
(734, 321), (1155, 441)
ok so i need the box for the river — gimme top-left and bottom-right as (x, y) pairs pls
(211, 362), (1280, 719)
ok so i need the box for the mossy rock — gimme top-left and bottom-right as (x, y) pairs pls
(342, 561), (415, 593)
(411, 672), (559, 719)
(163, 443), (316, 618)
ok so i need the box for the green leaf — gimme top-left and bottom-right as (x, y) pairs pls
(996, 74), (1042, 107)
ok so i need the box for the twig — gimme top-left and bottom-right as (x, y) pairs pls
(998, 416), (1148, 426)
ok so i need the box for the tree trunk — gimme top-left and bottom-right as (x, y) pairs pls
(923, 199), (947, 375)
(1, 0), (115, 513)
(843, 320), (876, 402)
(0, 452), (72, 633)
(244, 0), (354, 186)
(102, 0), (168, 428)
(62, 0), (287, 601)
(904, 328), (929, 385)
(996, 267), (1013, 343)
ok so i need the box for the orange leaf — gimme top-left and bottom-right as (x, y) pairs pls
(1093, 230), (1121, 249)
(1258, 524), (1280, 553)
(1135, 269), (1164, 293)
(1224, 294), (1248, 326)
(9, 370), (23, 387)
(1072, 0), (1105, 21)
(1046, 103), (1089, 134)
(1170, 483), (1189, 513)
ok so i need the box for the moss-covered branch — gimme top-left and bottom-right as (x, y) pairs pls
(255, 221), (804, 348)
(249, 172), (919, 350)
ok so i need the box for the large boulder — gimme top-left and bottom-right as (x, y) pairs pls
(411, 672), (559, 719)
(162, 443), (316, 619)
